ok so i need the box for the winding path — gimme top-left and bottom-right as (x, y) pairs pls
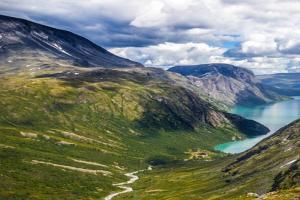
(104, 166), (152, 200)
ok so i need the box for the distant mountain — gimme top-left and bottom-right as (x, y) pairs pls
(168, 63), (284, 106)
(224, 119), (300, 194)
(0, 15), (142, 71)
(258, 73), (300, 96)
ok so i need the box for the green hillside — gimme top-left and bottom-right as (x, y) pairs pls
(124, 120), (300, 200)
(1, 14), (298, 200)
(0, 66), (257, 199)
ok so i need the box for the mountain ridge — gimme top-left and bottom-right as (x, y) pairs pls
(258, 73), (300, 96)
(168, 63), (285, 106)
(0, 14), (143, 70)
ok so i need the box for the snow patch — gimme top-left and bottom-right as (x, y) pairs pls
(32, 31), (49, 40)
(280, 159), (298, 168)
(52, 43), (72, 56)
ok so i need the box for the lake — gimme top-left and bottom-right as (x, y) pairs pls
(215, 97), (300, 153)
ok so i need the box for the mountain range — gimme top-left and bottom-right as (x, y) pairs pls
(0, 15), (299, 200)
(258, 73), (300, 96)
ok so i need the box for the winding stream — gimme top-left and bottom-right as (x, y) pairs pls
(104, 166), (152, 200)
(215, 97), (300, 153)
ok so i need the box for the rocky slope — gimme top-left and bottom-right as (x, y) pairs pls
(224, 119), (300, 194)
(168, 63), (284, 106)
(0, 15), (142, 72)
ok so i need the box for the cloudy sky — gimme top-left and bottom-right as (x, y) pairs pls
(1, 0), (300, 74)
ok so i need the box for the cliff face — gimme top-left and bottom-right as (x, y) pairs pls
(168, 63), (284, 106)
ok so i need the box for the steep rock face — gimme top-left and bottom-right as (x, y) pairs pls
(223, 119), (300, 193)
(0, 15), (142, 69)
(168, 63), (283, 106)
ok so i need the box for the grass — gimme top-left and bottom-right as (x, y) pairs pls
(0, 70), (242, 199)
(0, 68), (298, 200)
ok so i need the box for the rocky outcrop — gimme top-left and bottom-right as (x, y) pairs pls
(168, 63), (284, 106)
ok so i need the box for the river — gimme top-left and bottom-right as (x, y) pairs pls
(215, 97), (300, 153)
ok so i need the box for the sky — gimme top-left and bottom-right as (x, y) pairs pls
(1, 0), (300, 74)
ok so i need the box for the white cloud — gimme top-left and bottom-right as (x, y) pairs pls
(2, 0), (300, 73)
(111, 42), (300, 75)
(240, 34), (278, 55)
(130, 1), (167, 27)
(110, 42), (225, 69)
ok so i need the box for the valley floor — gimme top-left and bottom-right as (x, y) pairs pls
(113, 160), (300, 200)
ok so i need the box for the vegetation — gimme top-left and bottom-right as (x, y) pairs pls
(1, 15), (299, 200)
(0, 68), (243, 199)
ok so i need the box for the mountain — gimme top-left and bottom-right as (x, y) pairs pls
(223, 119), (300, 194)
(0, 15), (142, 72)
(168, 63), (284, 106)
(4, 15), (300, 200)
(0, 66), (271, 199)
(0, 16), (273, 199)
(258, 73), (300, 96)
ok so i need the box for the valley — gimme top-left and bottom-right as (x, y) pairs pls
(0, 15), (299, 200)
(118, 118), (300, 199)
(0, 65), (266, 199)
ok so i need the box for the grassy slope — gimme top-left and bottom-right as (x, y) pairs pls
(0, 68), (241, 199)
(125, 120), (300, 200)
(123, 160), (299, 200)
(1, 67), (296, 200)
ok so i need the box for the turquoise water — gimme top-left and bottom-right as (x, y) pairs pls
(215, 97), (300, 153)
